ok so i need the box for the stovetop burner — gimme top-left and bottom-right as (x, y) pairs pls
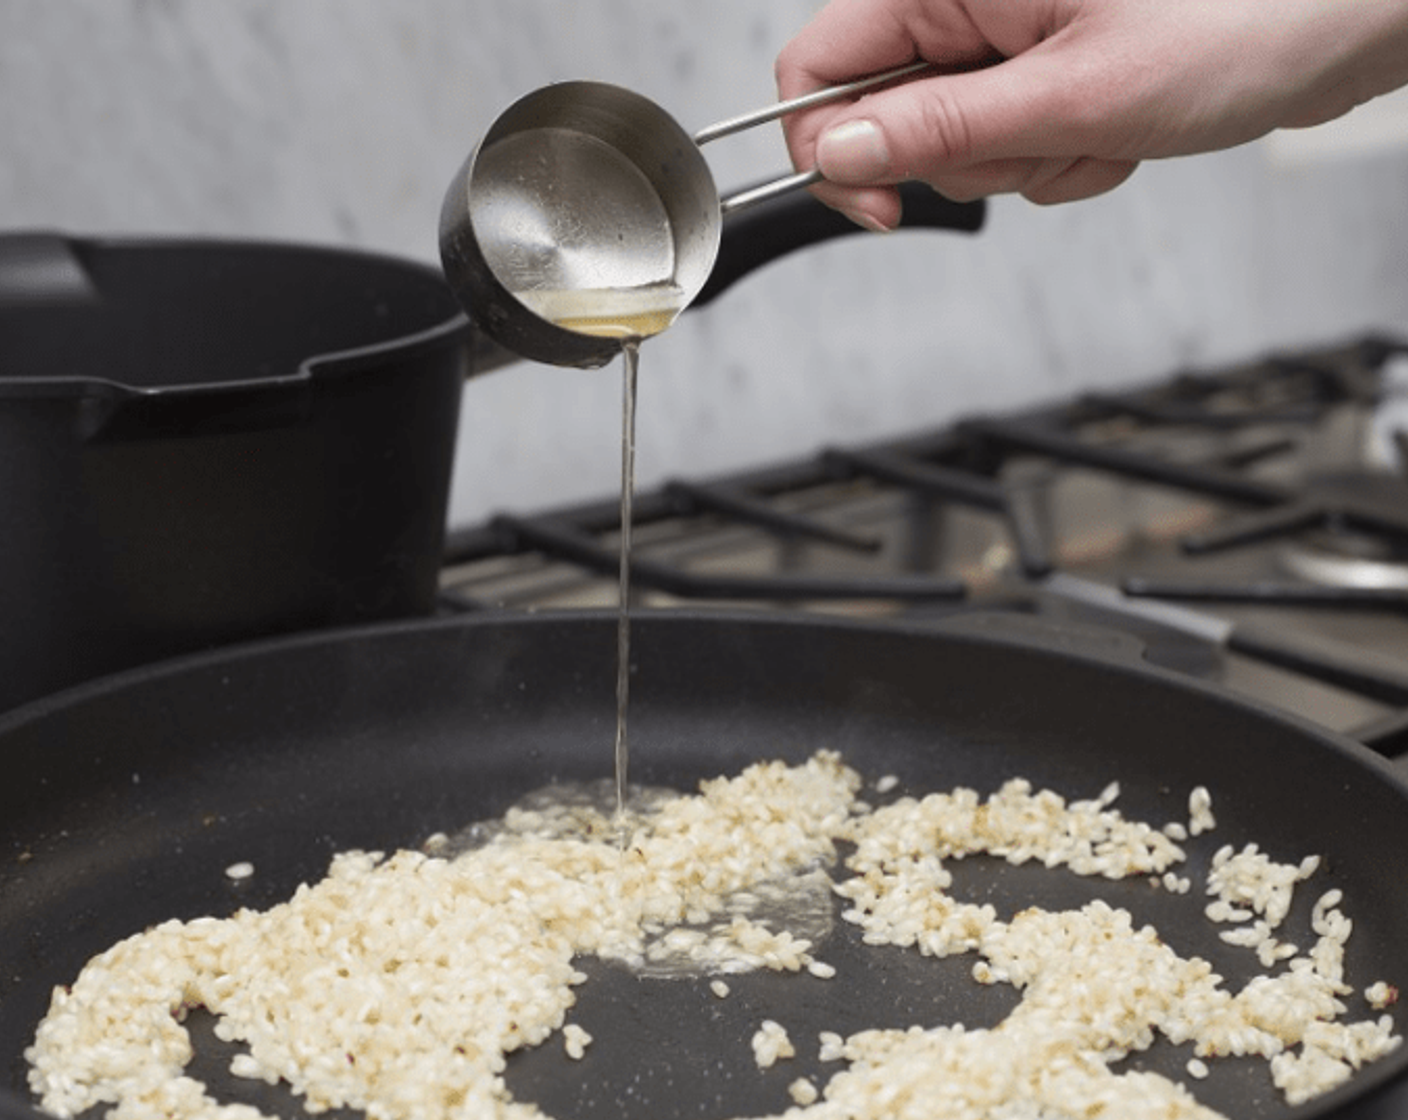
(1274, 472), (1408, 590)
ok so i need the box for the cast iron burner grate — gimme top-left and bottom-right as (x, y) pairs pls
(440, 332), (1408, 762)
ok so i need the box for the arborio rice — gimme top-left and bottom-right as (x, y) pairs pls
(25, 751), (1402, 1120)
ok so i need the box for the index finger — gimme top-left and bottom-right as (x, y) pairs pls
(776, 0), (999, 95)
(775, 0), (1010, 168)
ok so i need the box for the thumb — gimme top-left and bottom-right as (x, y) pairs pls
(814, 55), (1079, 185)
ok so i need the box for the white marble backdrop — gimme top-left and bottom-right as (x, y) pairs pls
(2, 1), (1406, 525)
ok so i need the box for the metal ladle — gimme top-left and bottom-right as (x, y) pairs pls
(439, 61), (932, 368)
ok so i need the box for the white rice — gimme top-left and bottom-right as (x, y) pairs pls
(1206, 844), (1319, 930)
(751, 1020), (795, 1070)
(788, 1077), (819, 1105)
(1368, 981), (1400, 1010)
(24, 751), (1401, 1120)
(817, 1030), (846, 1063)
(561, 1024), (591, 1061)
(1189, 786), (1216, 836)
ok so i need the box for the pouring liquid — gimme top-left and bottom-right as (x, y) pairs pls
(441, 280), (841, 972)
(614, 340), (639, 821)
(515, 283), (685, 343)
(528, 282), (685, 821)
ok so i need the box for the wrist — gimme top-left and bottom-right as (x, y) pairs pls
(1269, 0), (1408, 130)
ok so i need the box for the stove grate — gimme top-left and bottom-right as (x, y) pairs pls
(440, 332), (1408, 757)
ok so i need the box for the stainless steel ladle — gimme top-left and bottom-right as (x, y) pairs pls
(439, 61), (931, 368)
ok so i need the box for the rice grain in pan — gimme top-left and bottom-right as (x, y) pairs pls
(24, 752), (1402, 1120)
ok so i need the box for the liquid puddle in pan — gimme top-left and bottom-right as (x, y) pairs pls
(436, 778), (836, 980)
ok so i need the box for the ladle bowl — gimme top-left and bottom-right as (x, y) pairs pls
(441, 81), (718, 368)
(440, 64), (933, 368)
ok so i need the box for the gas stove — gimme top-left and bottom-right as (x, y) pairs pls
(441, 332), (1408, 762)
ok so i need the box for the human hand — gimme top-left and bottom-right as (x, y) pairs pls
(776, 0), (1408, 228)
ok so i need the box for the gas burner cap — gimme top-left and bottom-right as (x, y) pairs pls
(1279, 544), (1408, 590)
(1276, 470), (1408, 590)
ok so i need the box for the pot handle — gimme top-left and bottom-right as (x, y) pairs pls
(695, 182), (984, 308)
(0, 232), (100, 305)
(468, 185), (985, 376)
(0, 233), (317, 442)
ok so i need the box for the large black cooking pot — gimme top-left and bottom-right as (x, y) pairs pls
(0, 232), (469, 715)
(0, 188), (983, 714)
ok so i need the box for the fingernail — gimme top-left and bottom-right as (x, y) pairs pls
(817, 119), (891, 183)
(839, 207), (894, 234)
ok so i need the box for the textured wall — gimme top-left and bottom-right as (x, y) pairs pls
(3, 1), (1406, 526)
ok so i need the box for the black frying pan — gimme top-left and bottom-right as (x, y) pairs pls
(1, 610), (1405, 1119)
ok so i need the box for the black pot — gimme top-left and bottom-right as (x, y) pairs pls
(0, 189), (983, 713)
(0, 233), (471, 713)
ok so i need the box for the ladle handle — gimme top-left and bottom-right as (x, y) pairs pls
(700, 60), (936, 215)
(693, 60), (935, 146)
(720, 169), (823, 215)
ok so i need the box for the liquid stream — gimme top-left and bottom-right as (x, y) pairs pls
(614, 340), (638, 821)
(517, 281), (685, 822)
(506, 280), (687, 822)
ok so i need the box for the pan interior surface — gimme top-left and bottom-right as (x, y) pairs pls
(0, 611), (1404, 1120)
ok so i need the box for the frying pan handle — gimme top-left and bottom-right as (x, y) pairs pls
(693, 183), (985, 308)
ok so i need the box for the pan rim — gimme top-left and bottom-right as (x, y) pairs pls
(0, 605), (1401, 790)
